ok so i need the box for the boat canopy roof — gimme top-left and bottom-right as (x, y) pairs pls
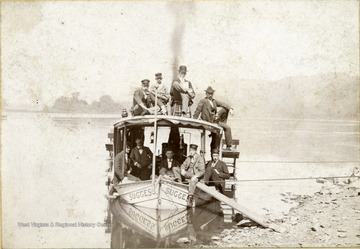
(114, 115), (222, 133)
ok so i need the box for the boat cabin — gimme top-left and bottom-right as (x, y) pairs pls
(113, 115), (224, 170)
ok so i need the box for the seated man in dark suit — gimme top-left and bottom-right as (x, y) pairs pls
(129, 138), (153, 180)
(204, 149), (230, 194)
(159, 148), (181, 182)
(131, 79), (153, 116)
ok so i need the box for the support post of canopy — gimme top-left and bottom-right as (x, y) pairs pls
(219, 129), (223, 160)
(151, 88), (158, 185)
(121, 126), (127, 180)
(201, 128), (205, 157)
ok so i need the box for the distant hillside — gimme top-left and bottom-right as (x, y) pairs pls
(199, 73), (359, 120)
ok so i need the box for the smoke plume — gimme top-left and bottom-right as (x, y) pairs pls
(167, 2), (195, 80)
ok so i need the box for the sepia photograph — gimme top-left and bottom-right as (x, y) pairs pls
(1, 1), (359, 248)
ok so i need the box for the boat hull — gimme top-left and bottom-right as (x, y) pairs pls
(113, 179), (213, 209)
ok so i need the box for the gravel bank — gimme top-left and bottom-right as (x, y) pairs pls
(204, 174), (360, 247)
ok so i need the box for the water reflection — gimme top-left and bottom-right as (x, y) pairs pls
(109, 199), (231, 248)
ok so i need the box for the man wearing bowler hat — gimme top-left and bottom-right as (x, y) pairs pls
(193, 86), (235, 151)
(174, 144), (205, 207)
(149, 73), (170, 115)
(204, 149), (230, 194)
(131, 79), (153, 116)
(170, 65), (195, 117)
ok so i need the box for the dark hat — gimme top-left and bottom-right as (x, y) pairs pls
(189, 144), (198, 150)
(211, 148), (220, 154)
(165, 147), (174, 152)
(178, 65), (187, 73)
(141, 79), (150, 85)
(205, 86), (215, 94)
(155, 73), (162, 79)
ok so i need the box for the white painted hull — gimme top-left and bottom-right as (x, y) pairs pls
(113, 179), (212, 210)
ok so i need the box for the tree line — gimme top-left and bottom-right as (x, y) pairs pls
(46, 92), (123, 113)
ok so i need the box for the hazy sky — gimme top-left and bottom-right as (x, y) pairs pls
(2, 1), (359, 107)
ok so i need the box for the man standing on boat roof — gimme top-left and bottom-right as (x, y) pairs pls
(174, 144), (205, 207)
(129, 138), (153, 180)
(170, 65), (195, 117)
(131, 79), (153, 116)
(159, 147), (182, 182)
(204, 149), (230, 194)
(193, 86), (235, 151)
(149, 73), (170, 115)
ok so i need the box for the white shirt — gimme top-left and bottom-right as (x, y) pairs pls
(211, 160), (218, 168)
(179, 77), (189, 91)
(208, 98), (214, 108)
(167, 159), (173, 169)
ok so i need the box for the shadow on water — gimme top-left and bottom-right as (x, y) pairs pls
(107, 199), (235, 248)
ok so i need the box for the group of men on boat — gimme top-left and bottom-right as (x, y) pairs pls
(131, 65), (235, 151)
(111, 65), (237, 207)
(114, 139), (230, 207)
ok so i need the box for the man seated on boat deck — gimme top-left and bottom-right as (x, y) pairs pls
(170, 65), (195, 117)
(131, 79), (153, 116)
(193, 86), (235, 151)
(174, 144), (205, 207)
(159, 147), (181, 182)
(129, 138), (153, 180)
(113, 142), (132, 184)
(149, 73), (170, 115)
(204, 149), (230, 194)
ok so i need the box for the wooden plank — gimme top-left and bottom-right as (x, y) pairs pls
(196, 182), (283, 232)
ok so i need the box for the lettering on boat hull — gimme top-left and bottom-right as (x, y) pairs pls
(117, 182), (190, 208)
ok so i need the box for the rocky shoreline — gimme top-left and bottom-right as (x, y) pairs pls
(202, 171), (360, 247)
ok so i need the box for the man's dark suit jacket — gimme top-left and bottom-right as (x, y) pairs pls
(133, 88), (152, 107)
(193, 98), (231, 123)
(160, 158), (181, 172)
(204, 160), (230, 191)
(170, 78), (195, 103)
(129, 146), (153, 180)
